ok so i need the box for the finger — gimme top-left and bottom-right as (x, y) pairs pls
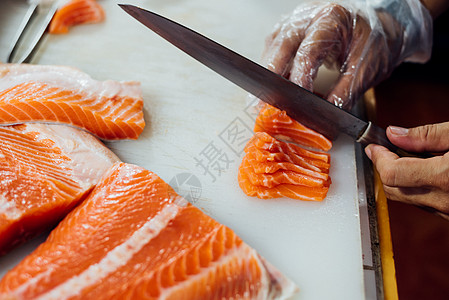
(382, 185), (449, 216)
(387, 122), (449, 153)
(289, 4), (351, 91)
(264, 22), (282, 47)
(262, 3), (328, 77)
(326, 48), (366, 109)
(262, 23), (283, 62)
(366, 144), (448, 188)
(327, 16), (383, 109)
(262, 24), (304, 76)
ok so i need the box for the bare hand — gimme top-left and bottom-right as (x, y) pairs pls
(365, 122), (449, 219)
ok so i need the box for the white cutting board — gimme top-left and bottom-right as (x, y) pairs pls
(0, 1), (365, 299)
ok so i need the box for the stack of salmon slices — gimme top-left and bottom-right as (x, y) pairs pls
(238, 103), (332, 201)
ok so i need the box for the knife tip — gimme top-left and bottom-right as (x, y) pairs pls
(118, 4), (132, 10)
(118, 3), (136, 16)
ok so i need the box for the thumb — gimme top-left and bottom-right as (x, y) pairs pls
(387, 122), (449, 153)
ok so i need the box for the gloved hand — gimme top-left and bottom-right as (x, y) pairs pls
(262, 0), (433, 110)
(365, 122), (449, 220)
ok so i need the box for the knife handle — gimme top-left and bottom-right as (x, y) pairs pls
(357, 122), (434, 158)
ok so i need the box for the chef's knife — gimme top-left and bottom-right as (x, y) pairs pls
(119, 4), (423, 157)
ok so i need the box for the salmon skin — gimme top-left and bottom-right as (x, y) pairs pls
(0, 64), (145, 140)
(0, 163), (298, 299)
(0, 123), (119, 255)
(49, 0), (105, 34)
(238, 132), (331, 201)
(254, 104), (332, 151)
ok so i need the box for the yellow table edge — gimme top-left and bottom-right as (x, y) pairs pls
(374, 171), (399, 300)
(364, 88), (399, 300)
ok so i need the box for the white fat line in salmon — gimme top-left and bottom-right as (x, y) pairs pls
(0, 132), (81, 190)
(156, 243), (270, 300)
(8, 203), (180, 300)
(111, 100), (142, 122)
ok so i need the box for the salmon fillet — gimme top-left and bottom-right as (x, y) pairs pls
(254, 104), (332, 151)
(0, 64), (145, 140)
(238, 133), (331, 201)
(49, 0), (105, 34)
(0, 163), (298, 299)
(0, 123), (119, 255)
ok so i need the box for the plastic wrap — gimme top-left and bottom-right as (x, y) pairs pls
(262, 0), (433, 109)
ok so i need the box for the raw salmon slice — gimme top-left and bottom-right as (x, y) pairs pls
(49, 0), (105, 34)
(238, 167), (329, 201)
(241, 157), (327, 188)
(245, 132), (330, 173)
(246, 145), (329, 174)
(246, 132), (330, 163)
(245, 149), (330, 180)
(0, 163), (298, 299)
(0, 64), (145, 140)
(254, 104), (332, 151)
(0, 123), (119, 255)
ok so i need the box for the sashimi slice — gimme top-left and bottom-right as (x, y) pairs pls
(241, 156), (329, 188)
(49, 0), (105, 34)
(247, 146), (330, 174)
(0, 64), (145, 140)
(0, 123), (119, 255)
(0, 163), (298, 299)
(245, 150), (330, 181)
(254, 104), (332, 151)
(238, 166), (329, 201)
(246, 132), (330, 163)
(245, 132), (330, 172)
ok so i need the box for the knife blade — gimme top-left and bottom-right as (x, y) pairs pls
(119, 4), (417, 157)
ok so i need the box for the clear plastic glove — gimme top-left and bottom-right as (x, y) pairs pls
(262, 0), (433, 110)
(365, 122), (449, 220)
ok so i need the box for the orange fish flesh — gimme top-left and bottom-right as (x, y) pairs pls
(49, 0), (105, 34)
(244, 150), (330, 181)
(245, 132), (330, 173)
(0, 64), (145, 140)
(246, 132), (330, 163)
(241, 156), (328, 189)
(238, 167), (329, 201)
(238, 132), (331, 201)
(0, 163), (298, 299)
(254, 104), (332, 151)
(0, 123), (119, 255)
